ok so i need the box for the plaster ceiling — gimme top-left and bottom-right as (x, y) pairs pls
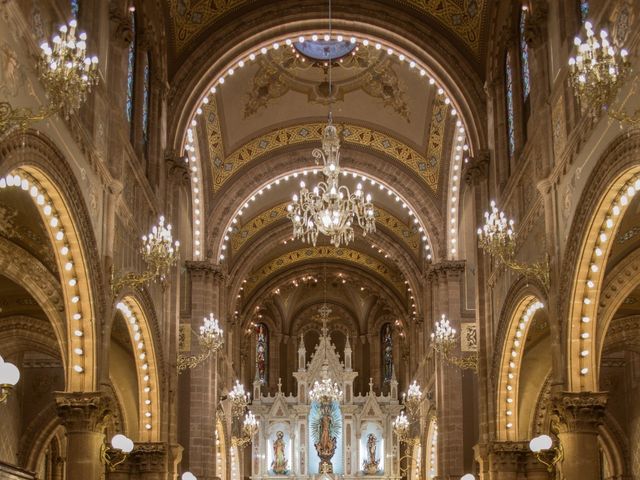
(164, 0), (489, 62)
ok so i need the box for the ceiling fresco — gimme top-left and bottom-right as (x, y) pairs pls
(165, 0), (488, 60)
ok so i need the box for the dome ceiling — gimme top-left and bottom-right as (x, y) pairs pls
(164, 0), (489, 64)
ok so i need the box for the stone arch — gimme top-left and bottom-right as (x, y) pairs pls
(0, 131), (103, 392)
(560, 130), (640, 392)
(594, 246), (640, 379)
(425, 416), (438, 479)
(495, 288), (546, 441)
(114, 295), (162, 441)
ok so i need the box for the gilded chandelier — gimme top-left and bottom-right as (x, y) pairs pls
(568, 21), (630, 118)
(287, 122), (376, 247)
(309, 373), (344, 405)
(1, 19), (99, 134)
(112, 215), (180, 295)
(477, 201), (549, 288)
(177, 313), (224, 373)
(431, 314), (477, 371)
(229, 380), (251, 417)
(232, 410), (259, 447)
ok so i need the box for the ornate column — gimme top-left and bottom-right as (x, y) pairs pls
(179, 261), (225, 480)
(429, 260), (466, 480)
(55, 392), (110, 479)
(553, 392), (607, 480)
(134, 443), (169, 480)
(488, 442), (527, 480)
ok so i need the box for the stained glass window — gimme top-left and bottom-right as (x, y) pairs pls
(580, 0), (589, 22)
(71, 0), (80, 18)
(142, 54), (150, 144)
(382, 323), (393, 383)
(126, 10), (136, 125)
(256, 323), (268, 384)
(505, 52), (515, 160)
(519, 8), (531, 101)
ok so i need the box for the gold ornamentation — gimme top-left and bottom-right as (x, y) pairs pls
(168, 1), (486, 57)
(204, 96), (225, 170)
(401, 0), (486, 57)
(244, 246), (405, 296)
(177, 314), (224, 373)
(424, 95), (447, 176)
(231, 201), (419, 254)
(211, 122), (439, 191)
(243, 46), (409, 120)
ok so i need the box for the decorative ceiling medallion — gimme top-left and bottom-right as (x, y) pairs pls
(294, 40), (357, 61)
(243, 45), (409, 120)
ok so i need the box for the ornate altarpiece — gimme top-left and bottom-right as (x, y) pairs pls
(250, 329), (403, 480)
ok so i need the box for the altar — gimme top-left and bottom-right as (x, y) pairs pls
(250, 320), (403, 480)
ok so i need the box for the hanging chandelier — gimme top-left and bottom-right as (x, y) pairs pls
(568, 21), (630, 113)
(286, 0), (375, 247)
(287, 121), (376, 247)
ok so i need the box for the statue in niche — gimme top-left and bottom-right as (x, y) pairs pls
(271, 431), (289, 474)
(362, 433), (381, 474)
(311, 400), (340, 473)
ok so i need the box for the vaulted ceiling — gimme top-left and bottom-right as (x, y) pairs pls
(163, 0), (490, 68)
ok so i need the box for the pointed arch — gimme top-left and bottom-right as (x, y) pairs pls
(561, 131), (640, 392)
(0, 131), (102, 392)
(114, 295), (162, 441)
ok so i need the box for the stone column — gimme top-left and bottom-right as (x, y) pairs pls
(134, 443), (168, 480)
(488, 442), (526, 480)
(55, 392), (110, 480)
(553, 392), (607, 480)
(429, 261), (466, 479)
(180, 261), (225, 480)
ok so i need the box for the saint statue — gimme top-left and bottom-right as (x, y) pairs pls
(383, 324), (393, 383)
(271, 431), (288, 474)
(362, 433), (380, 474)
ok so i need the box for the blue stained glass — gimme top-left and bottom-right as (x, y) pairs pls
(126, 11), (136, 124)
(382, 323), (393, 383)
(256, 323), (268, 384)
(520, 9), (531, 100)
(142, 57), (150, 143)
(71, 0), (80, 18)
(580, 1), (589, 22)
(505, 52), (515, 159)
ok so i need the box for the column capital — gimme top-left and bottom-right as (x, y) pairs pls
(185, 260), (226, 281)
(489, 441), (528, 472)
(463, 150), (490, 186)
(552, 391), (608, 434)
(427, 260), (465, 281)
(55, 391), (112, 434)
(133, 442), (167, 473)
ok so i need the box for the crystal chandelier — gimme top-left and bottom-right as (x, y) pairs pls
(568, 21), (630, 115)
(403, 380), (423, 416)
(232, 410), (259, 447)
(1, 19), (99, 134)
(392, 411), (410, 442)
(431, 314), (477, 371)
(112, 215), (180, 294)
(477, 201), (549, 288)
(229, 380), (251, 417)
(177, 313), (224, 373)
(309, 374), (344, 405)
(287, 123), (376, 247)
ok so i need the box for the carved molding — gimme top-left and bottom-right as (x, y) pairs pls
(552, 391), (608, 434)
(55, 392), (113, 434)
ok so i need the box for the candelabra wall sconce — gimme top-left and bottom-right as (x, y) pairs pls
(477, 201), (549, 289)
(392, 382), (425, 478)
(568, 21), (637, 125)
(101, 434), (134, 470)
(177, 314), (224, 373)
(0, 356), (20, 404)
(111, 216), (180, 296)
(529, 434), (564, 475)
(431, 315), (478, 371)
(232, 410), (259, 448)
(0, 19), (99, 135)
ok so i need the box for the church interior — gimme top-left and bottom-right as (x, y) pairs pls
(0, 0), (640, 479)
